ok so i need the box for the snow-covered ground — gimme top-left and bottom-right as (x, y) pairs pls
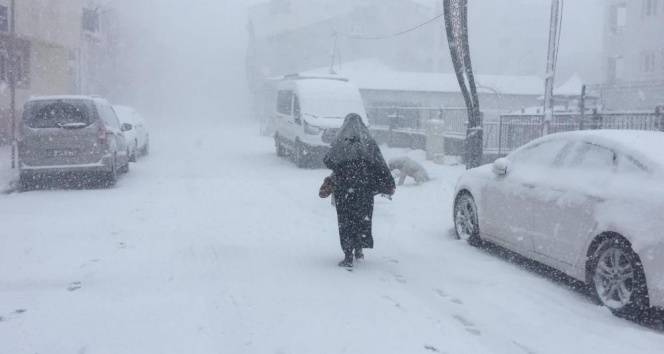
(0, 120), (662, 354)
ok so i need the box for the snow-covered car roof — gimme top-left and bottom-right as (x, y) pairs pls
(523, 130), (664, 173)
(27, 95), (110, 105)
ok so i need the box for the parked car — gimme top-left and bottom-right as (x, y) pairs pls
(453, 130), (664, 318)
(19, 95), (132, 187)
(273, 74), (367, 167)
(113, 105), (150, 161)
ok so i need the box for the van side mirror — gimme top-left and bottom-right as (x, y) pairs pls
(121, 123), (133, 132)
(493, 158), (509, 176)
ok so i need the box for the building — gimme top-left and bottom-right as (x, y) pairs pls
(598, 0), (664, 110)
(302, 59), (543, 129)
(247, 0), (440, 92)
(0, 0), (117, 143)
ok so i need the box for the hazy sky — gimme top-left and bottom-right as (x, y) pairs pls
(112, 0), (605, 119)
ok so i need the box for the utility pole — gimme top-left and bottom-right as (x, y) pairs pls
(9, 0), (16, 169)
(543, 0), (563, 136)
(432, 0), (443, 73)
(329, 32), (339, 75)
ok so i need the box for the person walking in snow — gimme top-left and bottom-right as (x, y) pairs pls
(322, 113), (396, 268)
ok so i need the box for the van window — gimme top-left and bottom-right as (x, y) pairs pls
(23, 100), (93, 129)
(277, 91), (293, 115)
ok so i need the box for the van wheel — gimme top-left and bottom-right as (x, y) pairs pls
(275, 136), (286, 157)
(294, 141), (307, 168)
(19, 173), (33, 191)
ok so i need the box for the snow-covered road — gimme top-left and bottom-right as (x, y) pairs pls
(1, 121), (662, 354)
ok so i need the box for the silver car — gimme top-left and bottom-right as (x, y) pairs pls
(454, 130), (664, 318)
(19, 95), (131, 187)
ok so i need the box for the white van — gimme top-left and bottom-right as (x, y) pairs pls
(273, 75), (367, 167)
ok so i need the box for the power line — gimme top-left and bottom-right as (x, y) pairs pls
(336, 12), (444, 40)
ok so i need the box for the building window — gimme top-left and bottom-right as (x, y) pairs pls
(607, 56), (624, 82)
(641, 51), (657, 73)
(610, 4), (627, 34)
(0, 36), (31, 88)
(82, 8), (100, 33)
(643, 0), (659, 16)
(0, 6), (7, 32)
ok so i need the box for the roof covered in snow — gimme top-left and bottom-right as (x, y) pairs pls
(555, 74), (594, 97)
(302, 59), (544, 96)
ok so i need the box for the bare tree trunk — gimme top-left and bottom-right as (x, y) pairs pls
(443, 0), (483, 169)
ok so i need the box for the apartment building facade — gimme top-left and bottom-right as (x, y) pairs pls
(599, 0), (664, 110)
(0, 0), (116, 143)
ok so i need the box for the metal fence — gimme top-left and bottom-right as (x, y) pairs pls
(366, 106), (503, 135)
(367, 105), (664, 158)
(493, 110), (664, 155)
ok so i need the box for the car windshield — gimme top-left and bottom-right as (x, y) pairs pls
(24, 100), (93, 129)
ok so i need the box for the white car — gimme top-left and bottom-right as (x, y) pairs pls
(113, 105), (150, 162)
(273, 74), (368, 168)
(453, 130), (664, 317)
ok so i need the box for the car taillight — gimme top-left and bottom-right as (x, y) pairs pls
(98, 125), (108, 145)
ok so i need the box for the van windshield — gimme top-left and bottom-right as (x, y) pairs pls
(24, 100), (93, 129)
(297, 80), (366, 119)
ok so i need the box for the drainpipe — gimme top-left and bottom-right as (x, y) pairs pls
(9, 0), (16, 169)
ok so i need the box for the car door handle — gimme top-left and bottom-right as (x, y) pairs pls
(521, 183), (536, 189)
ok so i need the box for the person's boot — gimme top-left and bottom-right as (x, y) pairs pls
(354, 248), (364, 260)
(338, 252), (354, 268)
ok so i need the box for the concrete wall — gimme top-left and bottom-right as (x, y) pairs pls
(0, 0), (84, 142)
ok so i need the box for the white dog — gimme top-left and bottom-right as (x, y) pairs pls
(388, 157), (430, 186)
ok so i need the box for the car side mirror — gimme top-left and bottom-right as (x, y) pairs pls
(121, 123), (133, 132)
(493, 158), (509, 176)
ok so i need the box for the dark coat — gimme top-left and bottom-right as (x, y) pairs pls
(324, 114), (395, 252)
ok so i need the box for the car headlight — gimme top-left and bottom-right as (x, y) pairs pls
(304, 122), (322, 135)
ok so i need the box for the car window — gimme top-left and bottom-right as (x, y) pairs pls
(276, 90), (293, 115)
(566, 143), (616, 172)
(509, 139), (571, 167)
(23, 100), (93, 129)
(98, 103), (121, 130)
(616, 154), (649, 175)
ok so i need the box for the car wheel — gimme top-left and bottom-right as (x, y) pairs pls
(120, 150), (130, 174)
(142, 140), (150, 156)
(454, 192), (482, 247)
(588, 237), (649, 318)
(103, 157), (118, 187)
(294, 141), (308, 168)
(129, 141), (138, 162)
